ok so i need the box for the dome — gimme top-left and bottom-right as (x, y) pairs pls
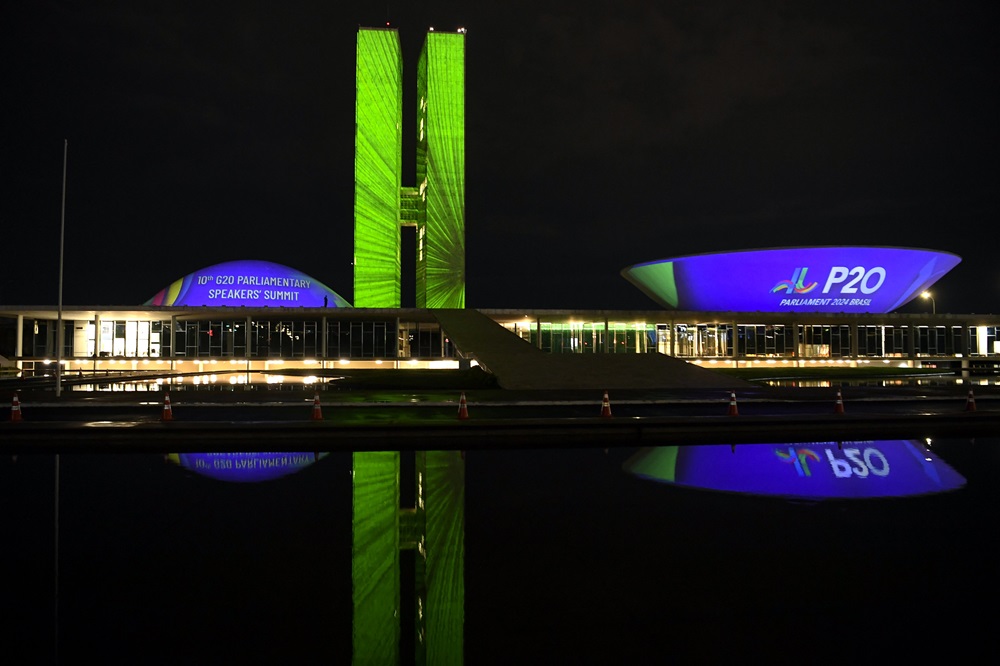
(144, 259), (352, 307)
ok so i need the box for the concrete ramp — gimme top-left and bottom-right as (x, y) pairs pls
(432, 309), (748, 390)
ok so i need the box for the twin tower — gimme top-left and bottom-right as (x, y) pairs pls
(354, 27), (466, 308)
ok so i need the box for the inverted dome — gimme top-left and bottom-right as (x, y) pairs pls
(145, 260), (352, 307)
(621, 246), (960, 313)
(624, 441), (965, 500)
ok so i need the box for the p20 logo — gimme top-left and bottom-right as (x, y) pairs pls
(821, 266), (886, 294)
(773, 266), (885, 295)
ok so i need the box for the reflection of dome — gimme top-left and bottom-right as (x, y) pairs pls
(167, 452), (328, 483)
(624, 441), (965, 500)
(145, 260), (352, 307)
(621, 246), (960, 313)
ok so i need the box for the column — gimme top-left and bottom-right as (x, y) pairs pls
(15, 313), (23, 372)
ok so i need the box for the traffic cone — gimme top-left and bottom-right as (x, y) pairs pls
(965, 389), (976, 412)
(600, 390), (612, 418)
(11, 394), (22, 422)
(457, 392), (469, 420)
(161, 393), (173, 421)
(727, 391), (739, 416)
(311, 392), (323, 420)
(834, 389), (845, 414)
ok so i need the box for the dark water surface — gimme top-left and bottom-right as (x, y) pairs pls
(3, 434), (997, 664)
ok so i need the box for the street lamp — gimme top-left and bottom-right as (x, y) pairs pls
(921, 290), (935, 314)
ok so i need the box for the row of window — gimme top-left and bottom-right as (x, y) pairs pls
(508, 322), (1000, 358)
(17, 318), (1000, 360)
(23, 319), (453, 359)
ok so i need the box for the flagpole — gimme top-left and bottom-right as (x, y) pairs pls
(56, 139), (67, 397)
(54, 139), (67, 663)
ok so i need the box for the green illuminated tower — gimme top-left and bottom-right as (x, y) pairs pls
(354, 28), (403, 308)
(354, 28), (465, 308)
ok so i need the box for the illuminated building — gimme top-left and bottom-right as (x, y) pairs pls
(354, 27), (465, 308)
(622, 247), (960, 313)
(145, 260), (351, 308)
(3, 29), (999, 385)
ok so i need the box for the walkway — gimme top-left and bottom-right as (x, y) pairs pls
(431, 309), (748, 390)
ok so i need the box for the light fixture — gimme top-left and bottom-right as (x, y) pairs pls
(920, 291), (936, 314)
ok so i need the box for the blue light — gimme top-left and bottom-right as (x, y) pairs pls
(621, 247), (960, 313)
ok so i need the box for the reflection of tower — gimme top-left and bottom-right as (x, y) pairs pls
(352, 450), (465, 664)
(354, 27), (466, 309)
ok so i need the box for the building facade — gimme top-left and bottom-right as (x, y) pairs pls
(354, 28), (465, 309)
(4, 307), (1000, 384)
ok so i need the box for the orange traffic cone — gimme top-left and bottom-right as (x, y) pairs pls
(311, 392), (323, 420)
(11, 394), (23, 422)
(834, 389), (845, 414)
(727, 391), (739, 416)
(965, 389), (976, 412)
(458, 392), (469, 420)
(600, 390), (612, 418)
(161, 393), (173, 421)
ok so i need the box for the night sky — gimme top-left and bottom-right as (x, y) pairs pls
(3, 1), (997, 313)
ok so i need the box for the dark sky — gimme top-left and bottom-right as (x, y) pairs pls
(3, 1), (997, 313)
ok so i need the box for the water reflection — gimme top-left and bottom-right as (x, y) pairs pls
(5, 439), (996, 662)
(166, 452), (328, 482)
(623, 440), (966, 499)
(163, 449), (466, 664)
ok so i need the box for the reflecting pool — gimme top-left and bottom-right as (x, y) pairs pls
(2, 435), (996, 663)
